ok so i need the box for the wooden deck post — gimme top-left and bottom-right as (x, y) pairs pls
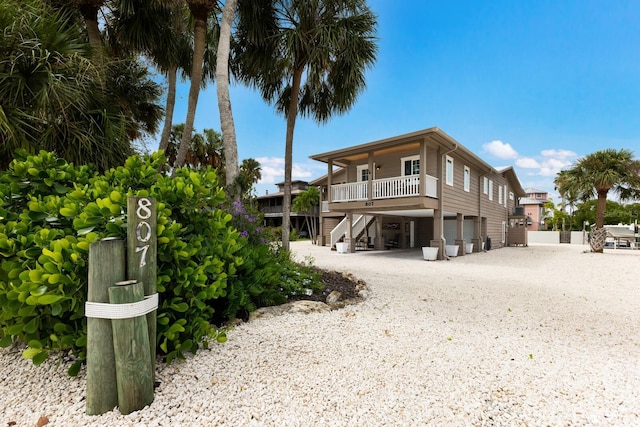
(127, 197), (157, 376)
(108, 280), (154, 415)
(86, 238), (125, 415)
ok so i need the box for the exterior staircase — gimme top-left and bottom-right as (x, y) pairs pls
(330, 215), (375, 249)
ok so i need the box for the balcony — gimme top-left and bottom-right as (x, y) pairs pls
(330, 174), (438, 203)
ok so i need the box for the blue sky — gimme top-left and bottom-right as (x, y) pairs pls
(164, 0), (640, 200)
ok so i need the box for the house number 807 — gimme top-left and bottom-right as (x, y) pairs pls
(135, 198), (153, 267)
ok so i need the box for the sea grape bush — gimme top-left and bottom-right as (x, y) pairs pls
(0, 150), (242, 370)
(0, 150), (327, 373)
(212, 200), (323, 324)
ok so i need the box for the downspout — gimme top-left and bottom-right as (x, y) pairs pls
(478, 170), (490, 251)
(440, 143), (458, 259)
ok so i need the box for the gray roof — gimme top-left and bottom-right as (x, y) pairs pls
(524, 187), (546, 194)
(520, 197), (546, 205)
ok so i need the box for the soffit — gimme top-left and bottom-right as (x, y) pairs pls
(341, 143), (421, 163)
(310, 127), (450, 167)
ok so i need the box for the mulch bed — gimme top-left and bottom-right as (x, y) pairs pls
(288, 267), (364, 303)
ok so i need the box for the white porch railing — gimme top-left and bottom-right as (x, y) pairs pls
(330, 181), (368, 202)
(330, 174), (438, 202)
(373, 175), (420, 198)
(425, 174), (438, 198)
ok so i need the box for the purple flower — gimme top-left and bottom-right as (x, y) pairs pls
(233, 200), (246, 215)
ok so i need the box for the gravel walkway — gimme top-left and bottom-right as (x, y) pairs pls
(2, 242), (640, 426)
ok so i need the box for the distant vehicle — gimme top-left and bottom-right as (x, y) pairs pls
(299, 230), (309, 238)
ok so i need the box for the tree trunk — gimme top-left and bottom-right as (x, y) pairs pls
(76, 3), (103, 60)
(595, 190), (608, 228)
(303, 214), (311, 241)
(174, 12), (208, 170)
(591, 190), (609, 253)
(311, 209), (318, 244)
(590, 227), (606, 253)
(217, 0), (240, 198)
(158, 66), (177, 152)
(282, 67), (303, 251)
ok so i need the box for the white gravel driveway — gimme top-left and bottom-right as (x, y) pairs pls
(2, 242), (639, 426)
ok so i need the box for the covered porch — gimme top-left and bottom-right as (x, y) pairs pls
(333, 209), (486, 260)
(310, 127), (459, 207)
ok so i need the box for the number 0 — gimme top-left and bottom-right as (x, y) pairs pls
(136, 221), (152, 242)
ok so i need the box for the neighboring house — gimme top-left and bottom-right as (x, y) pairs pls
(309, 127), (527, 259)
(256, 180), (318, 236)
(520, 188), (548, 231)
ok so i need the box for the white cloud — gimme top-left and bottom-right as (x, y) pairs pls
(255, 157), (318, 184)
(516, 157), (541, 169)
(513, 149), (578, 193)
(484, 139), (579, 194)
(482, 140), (519, 160)
(255, 156), (284, 184)
(292, 163), (314, 179)
(538, 157), (573, 177)
(540, 149), (577, 160)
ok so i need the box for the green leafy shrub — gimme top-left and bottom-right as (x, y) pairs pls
(210, 201), (323, 324)
(0, 150), (242, 370)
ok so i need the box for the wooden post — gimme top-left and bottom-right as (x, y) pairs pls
(108, 280), (154, 415)
(86, 238), (125, 415)
(127, 197), (157, 376)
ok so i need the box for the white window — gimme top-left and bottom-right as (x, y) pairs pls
(504, 185), (508, 207)
(356, 164), (370, 182)
(498, 185), (503, 204)
(509, 191), (514, 201)
(445, 155), (454, 186)
(483, 177), (488, 194)
(401, 155), (420, 176)
(463, 166), (470, 192)
(488, 180), (493, 201)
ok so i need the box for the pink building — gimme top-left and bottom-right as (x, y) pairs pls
(520, 188), (548, 231)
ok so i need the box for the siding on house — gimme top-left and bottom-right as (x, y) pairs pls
(479, 172), (509, 248)
(309, 127), (527, 256)
(441, 159), (483, 216)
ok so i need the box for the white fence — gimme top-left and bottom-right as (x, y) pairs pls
(527, 231), (588, 245)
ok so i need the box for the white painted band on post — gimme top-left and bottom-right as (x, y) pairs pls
(85, 293), (159, 319)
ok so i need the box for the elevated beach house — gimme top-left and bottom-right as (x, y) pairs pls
(309, 127), (527, 259)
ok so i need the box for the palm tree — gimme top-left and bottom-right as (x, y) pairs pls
(106, 58), (164, 142)
(165, 124), (224, 170)
(1, 0), (160, 171)
(173, 0), (218, 171)
(237, 158), (262, 199)
(234, 0), (378, 250)
(555, 149), (640, 252)
(105, 0), (194, 152)
(216, 0), (240, 197)
(292, 186), (320, 244)
(70, 0), (105, 56)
